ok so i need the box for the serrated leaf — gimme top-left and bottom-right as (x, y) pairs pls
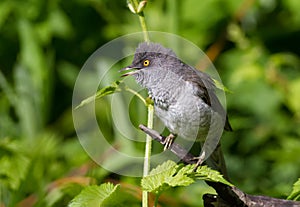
(165, 164), (195, 187)
(142, 161), (232, 196)
(142, 160), (178, 194)
(68, 183), (121, 207)
(149, 160), (177, 176)
(288, 178), (300, 201)
(194, 165), (233, 186)
(75, 80), (121, 109)
(142, 161), (196, 194)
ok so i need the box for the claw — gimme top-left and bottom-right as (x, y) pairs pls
(193, 151), (206, 172)
(163, 133), (176, 151)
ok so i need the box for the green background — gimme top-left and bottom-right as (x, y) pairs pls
(0, 0), (299, 206)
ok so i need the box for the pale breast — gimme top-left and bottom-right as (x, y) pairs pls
(153, 81), (216, 142)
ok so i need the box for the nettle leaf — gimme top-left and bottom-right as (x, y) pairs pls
(141, 160), (178, 194)
(75, 80), (122, 109)
(288, 178), (300, 201)
(142, 161), (233, 195)
(141, 161), (195, 195)
(69, 183), (121, 207)
(165, 164), (195, 187)
(194, 165), (232, 186)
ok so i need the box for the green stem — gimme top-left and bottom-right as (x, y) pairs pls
(127, 1), (151, 206)
(125, 87), (147, 106)
(142, 104), (153, 206)
(138, 13), (150, 42)
(125, 86), (153, 207)
(131, 0), (150, 42)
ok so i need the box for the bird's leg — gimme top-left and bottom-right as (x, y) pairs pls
(193, 151), (206, 171)
(162, 133), (176, 151)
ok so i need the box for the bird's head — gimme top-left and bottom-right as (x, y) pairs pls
(120, 42), (180, 86)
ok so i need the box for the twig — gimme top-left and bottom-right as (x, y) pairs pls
(139, 124), (196, 163)
(139, 124), (300, 207)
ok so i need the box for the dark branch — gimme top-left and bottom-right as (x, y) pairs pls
(139, 124), (196, 163)
(139, 124), (300, 207)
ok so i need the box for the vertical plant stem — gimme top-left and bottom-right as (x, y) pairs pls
(138, 13), (150, 42)
(138, 7), (152, 206)
(128, 1), (152, 206)
(143, 104), (153, 207)
(131, 0), (150, 42)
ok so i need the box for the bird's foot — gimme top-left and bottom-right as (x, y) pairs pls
(192, 151), (206, 172)
(162, 133), (176, 151)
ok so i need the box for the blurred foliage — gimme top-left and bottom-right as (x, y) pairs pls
(288, 178), (300, 201)
(69, 183), (128, 207)
(0, 0), (300, 206)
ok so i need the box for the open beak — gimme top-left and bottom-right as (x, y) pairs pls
(119, 66), (139, 77)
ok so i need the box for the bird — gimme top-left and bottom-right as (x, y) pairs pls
(121, 42), (232, 179)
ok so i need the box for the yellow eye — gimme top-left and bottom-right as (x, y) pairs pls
(143, 59), (150, 67)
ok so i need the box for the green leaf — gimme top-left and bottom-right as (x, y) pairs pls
(165, 164), (195, 187)
(68, 183), (121, 207)
(142, 161), (196, 195)
(0, 138), (30, 190)
(288, 178), (300, 201)
(141, 160), (178, 194)
(141, 161), (233, 196)
(75, 80), (122, 109)
(194, 165), (233, 186)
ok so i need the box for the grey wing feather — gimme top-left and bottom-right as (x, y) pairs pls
(179, 65), (232, 131)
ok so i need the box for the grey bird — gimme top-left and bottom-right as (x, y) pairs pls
(121, 42), (232, 179)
